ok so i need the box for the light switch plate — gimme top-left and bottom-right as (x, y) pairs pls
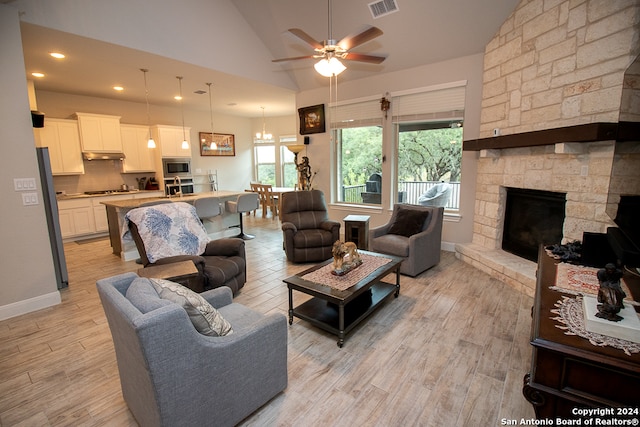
(22, 192), (39, 205)
(14, 178), (37, 191)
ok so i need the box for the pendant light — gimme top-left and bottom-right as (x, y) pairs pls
(256, 107), (272, 140)
(206, 82), (217, 149)
(141, 68), (156, 148)
(176, 76), (189, 150)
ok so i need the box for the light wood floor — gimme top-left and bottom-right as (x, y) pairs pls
(0, 214), (536, 426)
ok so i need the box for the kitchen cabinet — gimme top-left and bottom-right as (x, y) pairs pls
(121, 124), (156, 172)
(58, 198), (94, 238)
(75, 113), (123, 152)
(37, 118), (85, 175)
(151, 125), (192, 158)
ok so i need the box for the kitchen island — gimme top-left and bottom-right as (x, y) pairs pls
(102, 191), (247, 261)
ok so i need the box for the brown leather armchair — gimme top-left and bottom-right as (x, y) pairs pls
(126, 202), (246, 294)
(280, 190), (340, 263)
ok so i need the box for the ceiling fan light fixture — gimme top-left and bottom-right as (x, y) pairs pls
(314, 57), (346, 77)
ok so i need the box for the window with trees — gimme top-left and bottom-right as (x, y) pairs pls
(333, 82), (465, 209)
(332, 97), (383, 204)
(254, 135), (299, 187)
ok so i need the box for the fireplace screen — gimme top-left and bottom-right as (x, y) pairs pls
(502, 188), (566, 261)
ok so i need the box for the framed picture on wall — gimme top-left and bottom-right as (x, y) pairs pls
(298, 104), (325, 135)
(199, 132), (235, 156)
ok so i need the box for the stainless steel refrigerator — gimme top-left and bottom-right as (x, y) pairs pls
(36, 147), (69, 289)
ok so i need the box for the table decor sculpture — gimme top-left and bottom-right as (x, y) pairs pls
(331, 241), (362, 276)
(596, 263), (626, 322)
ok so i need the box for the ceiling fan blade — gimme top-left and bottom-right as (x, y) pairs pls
(343, 52), (386, 64)
(287, 28), (324, 50)
(338, 26), (383, 51)
(272, 55), (316, 63)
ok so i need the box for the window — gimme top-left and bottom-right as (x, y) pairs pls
(392, 84), (465, 210)
(397, 122), (462, 209)
(254, 135), (299, 186)
(254, 144), (275, 185)
(332, 97), (383, 205)
(280, 135), (298, 188)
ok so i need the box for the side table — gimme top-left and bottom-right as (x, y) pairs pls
(138, 260), (199, 289)
(343, 215), (370, 250)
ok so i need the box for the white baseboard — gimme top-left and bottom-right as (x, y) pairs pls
(0, 291), (61, 321)
(441, 241), (456, 252)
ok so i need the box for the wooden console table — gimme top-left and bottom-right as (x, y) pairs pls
(523, 247), (640, 419)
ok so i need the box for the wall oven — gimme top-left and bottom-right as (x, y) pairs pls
(162, 158), (192, 177)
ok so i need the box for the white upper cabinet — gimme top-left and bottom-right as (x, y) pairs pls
(37, 118), (85, 175)
(75, 113), (123, 152)
(151, 125), (192, 158)
(120, 124), (156, 172)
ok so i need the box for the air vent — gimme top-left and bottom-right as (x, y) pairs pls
(193, 90), (207, 95)
(368, 0), (399, 19)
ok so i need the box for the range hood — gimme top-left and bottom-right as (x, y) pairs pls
(83, 152), (126, 161)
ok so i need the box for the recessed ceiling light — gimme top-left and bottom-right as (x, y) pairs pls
(49, 52), (65, 59)
(31, 72), (45, 78)
(113, 86), (124, 91)
(174, 95), (182, 100)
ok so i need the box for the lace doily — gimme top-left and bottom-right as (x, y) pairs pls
(551, 295), (640, 356)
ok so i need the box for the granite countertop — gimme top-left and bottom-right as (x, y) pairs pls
(56, 189), (160, 200)
(100, 190), (244, 208)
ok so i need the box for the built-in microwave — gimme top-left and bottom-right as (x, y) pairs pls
(162, 158), (191, 177)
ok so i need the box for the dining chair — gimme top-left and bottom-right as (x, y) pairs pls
(254, 183), (279, 218)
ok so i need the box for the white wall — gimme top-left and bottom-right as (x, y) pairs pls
(13, 0), (296, 92)
(295, 54), (485, 246)
(0, 5), (61, 320)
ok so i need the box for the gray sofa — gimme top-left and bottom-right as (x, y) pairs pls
(97, 272), (287, 427)
(369, 204), (444, 276)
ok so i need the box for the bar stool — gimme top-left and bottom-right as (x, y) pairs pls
(226, 193), (259, 240)
(194, 196), (221, 223)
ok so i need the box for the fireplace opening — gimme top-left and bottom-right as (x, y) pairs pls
(502, 187), (566, 261)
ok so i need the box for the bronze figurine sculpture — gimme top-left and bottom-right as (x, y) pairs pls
(595, 263), (626, 322)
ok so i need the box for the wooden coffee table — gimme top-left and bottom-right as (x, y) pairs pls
(283, 250), (402, 347)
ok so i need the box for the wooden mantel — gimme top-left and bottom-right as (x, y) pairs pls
(463, 122), (639, 151)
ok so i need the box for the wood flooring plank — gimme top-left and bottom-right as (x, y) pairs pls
(0, 216), (536, 426)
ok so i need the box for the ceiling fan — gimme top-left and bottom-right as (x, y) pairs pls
(272, 0), (386, 76)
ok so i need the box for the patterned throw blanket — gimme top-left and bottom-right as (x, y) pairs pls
(124, 202), (209, 263)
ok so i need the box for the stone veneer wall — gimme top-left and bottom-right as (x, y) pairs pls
(456, 0), (639, 296)
(479, 0), (639, 138)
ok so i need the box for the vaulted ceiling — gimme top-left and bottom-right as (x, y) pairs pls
(18, 0), (520, 117)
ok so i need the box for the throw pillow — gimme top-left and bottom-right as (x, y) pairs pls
(149, 278), (233, 337)
(387, 208), (430, 237)
(126, 277), (172, 314)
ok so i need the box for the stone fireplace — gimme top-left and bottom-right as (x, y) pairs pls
(453, 1), (639, 297)
(457, 133), (617, 297)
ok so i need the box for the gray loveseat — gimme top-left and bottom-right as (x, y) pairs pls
(97, 272), (287, 427)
